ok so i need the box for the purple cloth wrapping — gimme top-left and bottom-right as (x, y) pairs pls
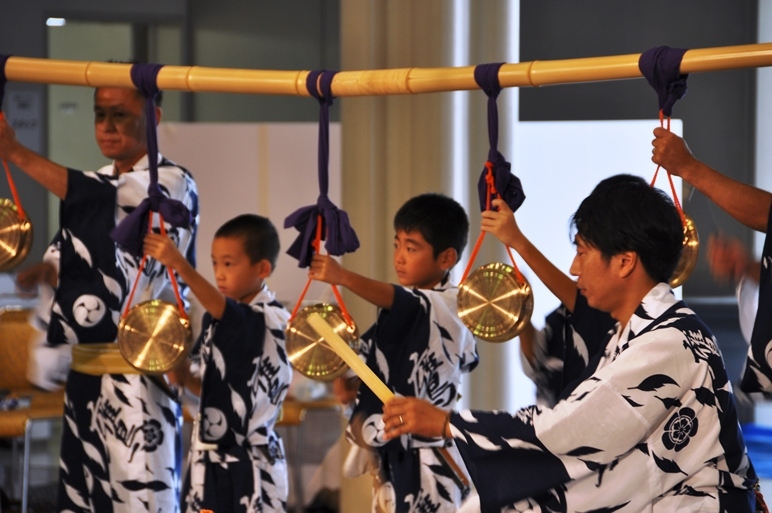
(109, 62), (192, 257)
(0, 54), (10, 109)
(638, 46), (689, 117)
(473, 63), (525, 214)
(284, 70), (359, 268)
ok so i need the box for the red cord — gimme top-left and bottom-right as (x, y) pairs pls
(460, 161), (525, 283)
(290, 214), (355, 329)
(650, 111), (687, 226)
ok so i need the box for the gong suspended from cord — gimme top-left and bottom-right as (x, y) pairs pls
(112, 64), (195, 374)
(284, 70), (361, 380)
(457, 63), (533, 342)
(0, 57), (32, 272)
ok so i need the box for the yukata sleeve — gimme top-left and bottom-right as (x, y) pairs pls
(451, 327), (696, 509)
(375, 285), (425, 345)
(520, 305), (570, 407)
(62, 169), (116, 238)
(211, 299), (266, 361)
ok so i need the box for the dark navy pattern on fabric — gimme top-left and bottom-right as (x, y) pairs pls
(740, 204), (772, 394)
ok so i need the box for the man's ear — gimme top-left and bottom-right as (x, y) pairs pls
(154, 105), (163, 126)
(438, 247), (458, 271)
(616, 250), (638, 279)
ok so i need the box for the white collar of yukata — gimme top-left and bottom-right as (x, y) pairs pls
(624, 282), (680, 336)
(109, 152), (165, 176)
(433, 272), (453, 291)
(246, 283), (272, 306)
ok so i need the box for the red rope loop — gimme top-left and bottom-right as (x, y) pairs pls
(650, 110), (686, 226)
(460, 161), (525, 283)
(122, 212), (188, 320)
(3, 160), (26, 221)
(158, 213), (188, 321)
(290, 214), (355, 328)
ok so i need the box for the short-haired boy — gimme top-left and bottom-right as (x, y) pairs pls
(310, 193), (478, 513)
(144, 214), (292, 513)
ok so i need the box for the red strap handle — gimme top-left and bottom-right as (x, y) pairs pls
(3, 160), (26, 221)
(650, 110), (687, 226)
(122, 212), (188, 321)
(0, 113), (25, 220)
(460, 161), (525, 284)
(289, 214), (355, 328)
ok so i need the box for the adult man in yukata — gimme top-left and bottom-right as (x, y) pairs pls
(0, 85), (198, 513)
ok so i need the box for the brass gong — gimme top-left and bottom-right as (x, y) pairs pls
(117, 299), (192, 374)
(669, 214), (699, 288)
(458, 262), (534, 342)
(285, 303), (360, 381)
(0, 198), (32, 272)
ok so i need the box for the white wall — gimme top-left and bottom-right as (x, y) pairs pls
(158, 122), (341, 334)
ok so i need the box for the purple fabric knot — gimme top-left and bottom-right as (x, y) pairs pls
(474, 63), (525, 213)
(110, 63), (192, 257)
(284, 70), (359, 267)
(638, 46), (689, 117)
(0, 54), (10, 109)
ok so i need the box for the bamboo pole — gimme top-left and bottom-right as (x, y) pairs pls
(4, 42), (772, 97)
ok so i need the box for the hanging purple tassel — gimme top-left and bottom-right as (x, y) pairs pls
(109, 63), (192, 257)
(474, 62), (525, 213)
(284, 69), (359, 267)
(638, 46), (689, 117)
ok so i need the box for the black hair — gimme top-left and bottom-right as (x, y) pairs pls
(570, 174), (683, 283)
(214, 214), (280, 269)
(394, 193), (469, 262)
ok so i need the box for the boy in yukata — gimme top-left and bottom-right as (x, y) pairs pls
(384, 175), (758, 512)
(309, 193), (479, 513)
(144, 214), (292, 513)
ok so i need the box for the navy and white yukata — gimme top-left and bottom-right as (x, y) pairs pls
(452, 284), (757, 512)
(181, 286), (292, 513)
(521, 294), (615, 407)
(740, 204), (772, 394)
(51, 155), (199, 513)
(348, 282), (479, 513)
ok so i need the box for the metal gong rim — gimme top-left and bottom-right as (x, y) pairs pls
(669, 214), (699, 288)
(458, 262), (534, 342)
(285, 303), (360, 381)
(0, 199), (32, 272)
(117, 299), (192, 374)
